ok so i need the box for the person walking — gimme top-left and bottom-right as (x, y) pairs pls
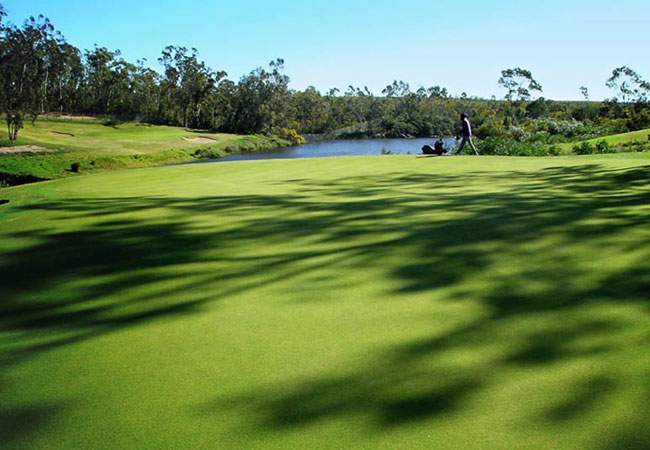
(455, 113), (479, 155)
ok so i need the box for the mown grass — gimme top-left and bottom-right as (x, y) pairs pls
(559, 127), (650, 153)
(1, 154), (649, 449)
(0, 119), (290, 180)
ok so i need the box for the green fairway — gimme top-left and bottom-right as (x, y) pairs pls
(1, 154), (649, 449)
(559, 127), (650, 153)
(0, 119), (289, 180)
(585, 127), (650, 146)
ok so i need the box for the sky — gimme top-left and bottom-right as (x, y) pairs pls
(3, 0), (649, 100)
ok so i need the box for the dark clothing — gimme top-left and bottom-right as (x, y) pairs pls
(461, 118), (472, 137)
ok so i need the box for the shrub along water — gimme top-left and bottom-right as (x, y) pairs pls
(478, 137), (558, 156)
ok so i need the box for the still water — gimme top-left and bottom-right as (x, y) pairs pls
(195, 137), (458, 163)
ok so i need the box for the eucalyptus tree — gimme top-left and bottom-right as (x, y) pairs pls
(291, 86), (328, 133)
(498, 68), (543, 102)
(498, 68), (543, 123)
(84, 46), (122, 115)
(130, 60), (160, 121)
(427, 85), (448, 99)
(158, 46), (224, 128)
(606, 66), (650, 104)
(51, 43), (83, 113)
(381, 80), (429, 136)
(0, 14), (66, 140)
(605, 67), (650, 129)
(227, 58), (291, 134)
(211, 79), (236, 130)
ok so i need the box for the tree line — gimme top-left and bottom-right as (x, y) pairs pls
(1, 5), (649, 143)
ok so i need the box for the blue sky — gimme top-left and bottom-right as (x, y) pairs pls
(3, 0), (648, 100)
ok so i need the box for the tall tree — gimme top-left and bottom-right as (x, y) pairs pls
(0, 15), (65, 141)
(498, 68), (542, 123)
(158, 46), (224, 128)
(54, 43), (84, 113)
(227, 58), (290, 134)
(498, 68), (543, 102)
(606, 66), (650, 104)
(84, 46), (122, 115)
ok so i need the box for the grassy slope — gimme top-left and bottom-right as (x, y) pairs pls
(559, 127), (650, 152)
(0, 119), (289, 179)
(584, 127), (650, 145)
(1, 154), (649, 450)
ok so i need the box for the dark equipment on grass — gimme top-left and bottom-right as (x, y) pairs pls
(422, 138), (446, 156)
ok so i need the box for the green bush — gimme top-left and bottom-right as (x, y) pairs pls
(474, 120), (507, 139)
(547, 145), (561, 156)
(620, 140), (649, 152)
(595, 140), (616, 154)
(572, 141), (595, 155)
(479, 137), (553, 156)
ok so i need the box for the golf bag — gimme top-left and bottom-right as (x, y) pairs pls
(422, 139), (445, 155)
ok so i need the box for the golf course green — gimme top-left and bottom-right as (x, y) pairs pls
(1, 154), (649, 449)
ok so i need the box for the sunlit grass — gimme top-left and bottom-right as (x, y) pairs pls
(0, 119), (288, 179)
(1, 154), (649, 449)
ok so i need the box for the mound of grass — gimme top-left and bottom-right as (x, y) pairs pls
(561, 127), (650, 154)
(0, 119), (291, 181)
(1, 154), (649, 449)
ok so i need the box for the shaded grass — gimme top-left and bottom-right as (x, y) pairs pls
(0, 154), (649, 449)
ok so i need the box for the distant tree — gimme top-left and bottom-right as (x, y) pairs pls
(291, 86), (328, 133)
(526, 97), (549, 119)
(498, 68), (543, 102)
(130, 59), (160, 120)
(498, 68), (542, 124)
(158, 46), (224, 128)
(426, 85), (448, 99)
(573, 87), (599, 122)
(382, 80), (410, 98)
(606, 66), (650, 104)
(84, 46), (122, 115)
(50, 43), (83, 113)
(579, 86), (589, 101)
(226, 58), (290, 134)
(326, 87), (339, 97)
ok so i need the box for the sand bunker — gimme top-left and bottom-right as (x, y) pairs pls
(50, 131), (74, 137)
(182, 136), (218, 144)
(0, 145), (56, 154)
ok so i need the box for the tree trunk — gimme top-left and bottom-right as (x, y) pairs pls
(106, 89), (112, 114)
(42, 68), (49, 114)
(19, 63), (27, 95)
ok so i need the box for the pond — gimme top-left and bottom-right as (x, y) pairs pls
(194, 137), (459, 163)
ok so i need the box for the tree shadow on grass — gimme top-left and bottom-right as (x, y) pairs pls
(1, 163), (649, 446)
(0, 401), (69, 446)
